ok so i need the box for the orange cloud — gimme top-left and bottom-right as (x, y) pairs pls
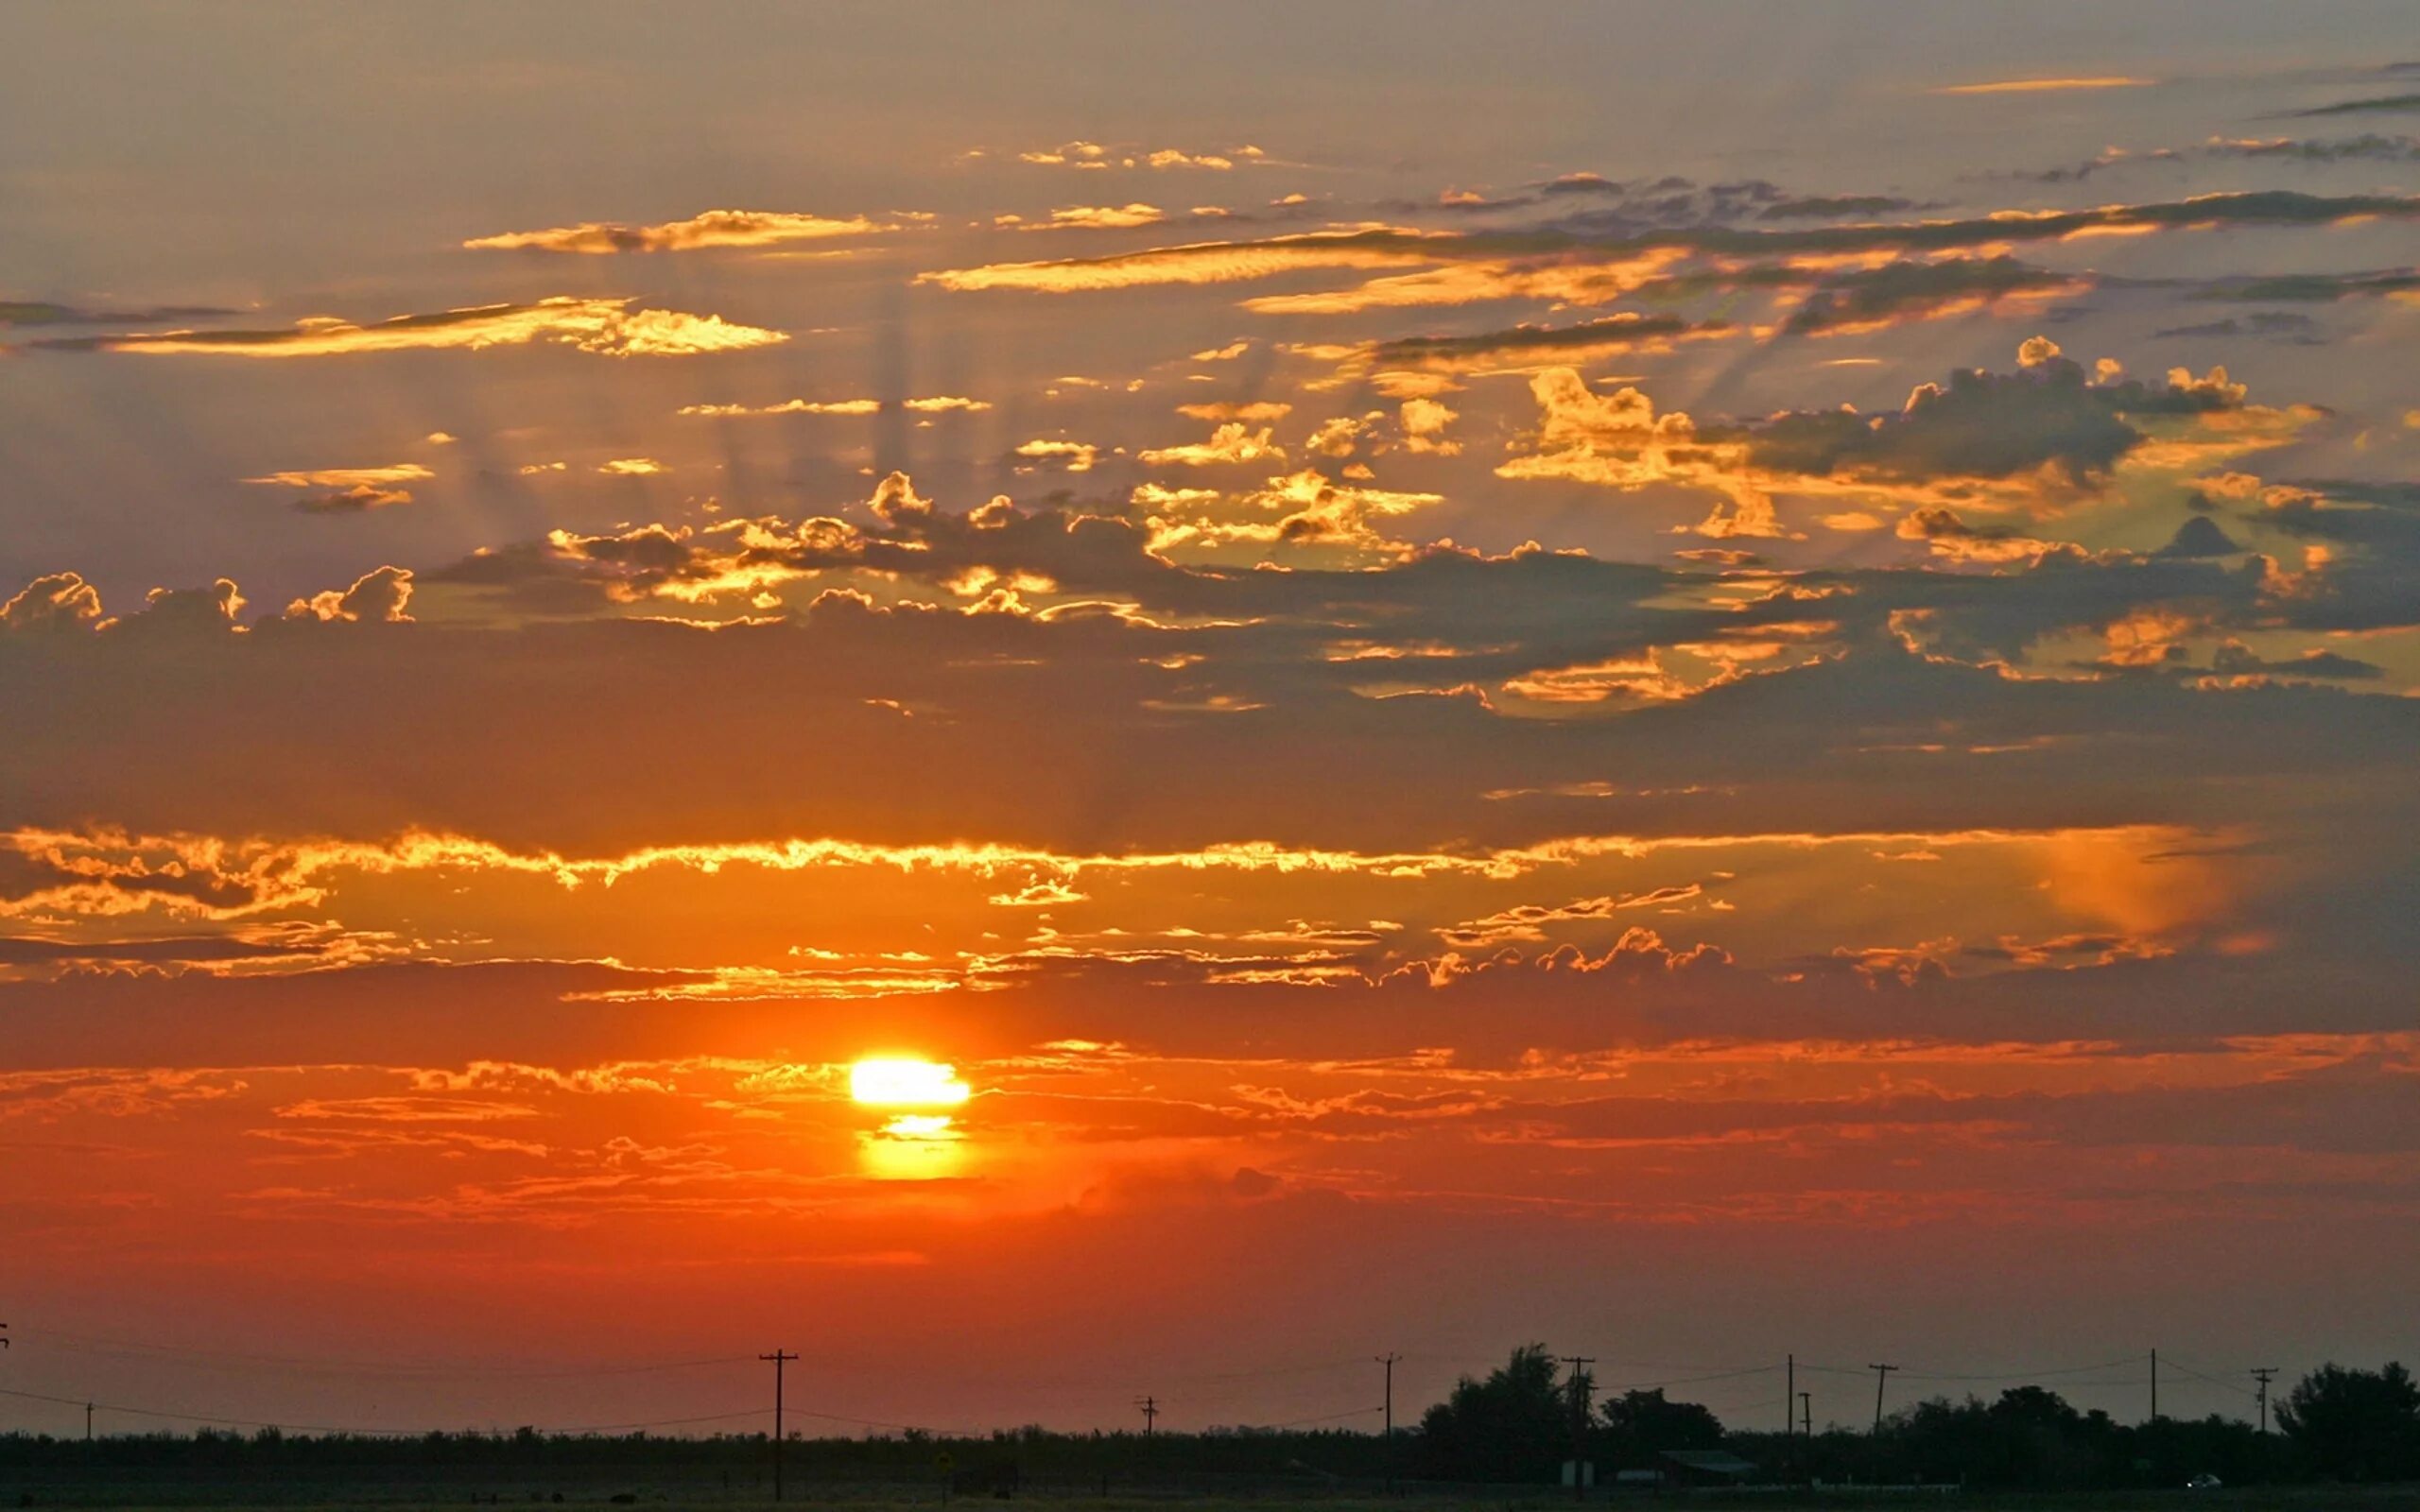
(917, 230), (1441, 293)
(85, 299), (786, 359)
(1934, 76), (2155, 94)
(463, 209), (889, 253)
(1138, 423), (1286, 467)
(1000, 204), (1167, 231)
(243, 464), (434, 489)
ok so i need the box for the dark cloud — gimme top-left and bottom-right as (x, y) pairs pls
(0, 301), (236, 327)
(1368, 312), (1708, 367)
(2290, 93), (2420, 118)
(2154, 515), (2240, 558)
(1778, 256), (2083, 335)
(1731, 347), (2235, 483)
(1757, 195), (1921, 220)
(2199, 268), (2420, 301)
(2152, 311), (2325, 342)
(2204, 131), (2420, 162)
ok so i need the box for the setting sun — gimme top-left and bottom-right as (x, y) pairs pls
(849, 1057), (973, 1108)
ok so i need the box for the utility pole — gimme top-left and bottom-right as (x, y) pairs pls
(1560, 1357), (1595, 1503)
(1134, 1395), (1158, 1435)
(1376, 1353), (1401, 1493)
(2252, 1368), (2278, 1436)
(85, 1402), (94, 1443)
(1799, 1392), (1812, 1440)
(1786, 1355), (1795, 1480)
(2150, 1349), (2158, 1424)
(1868, 1365), (1898, 1434)
(759, 1349), (797, 1503)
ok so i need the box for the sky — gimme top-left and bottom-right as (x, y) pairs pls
(3, 0), (2419, 1440)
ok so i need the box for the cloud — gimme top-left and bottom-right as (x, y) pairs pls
(680, 395), (992, 420)
(1013, 439), (1101, 472)
(681, 398), (884, 418)
(245, 463), (432, 497)
(1176, 401), (1292, 422)
(297, 484), (415, 513)
(462, 209), (889, 253)
(285, 567), (415, 625)
(1001, 204), (1167, 231)
(597, 458), (666, 476)
(2204, 132), (2420, 163)
(1398, 398), (1460, 455)
(1759, 195), (1921, 220)
(1367, 312), (1710, 372)
(1933, 76), (2155, 94)
(1138, 422), (1287, 467)
(2197, 268), (2420, 302)
(0, 573), (103, 632)
(917, 229), (1443, 293)
(2290, 93), (2420, 118)
(1496, 341), (2276, 538)
(0, 301), (237, 327)
(1778, 257), (2084, 336)
(1010, 141), (1262, 171)
(921, 194), (2420, 319)
(39, 298), (786, 359)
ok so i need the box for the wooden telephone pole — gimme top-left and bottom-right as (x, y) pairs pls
(760, 1350), (798, 1502)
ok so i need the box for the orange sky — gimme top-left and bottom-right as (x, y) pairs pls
(3, 0), (2419, 1438)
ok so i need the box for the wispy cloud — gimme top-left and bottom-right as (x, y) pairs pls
(463, 209), (891, 253)
(1934, 76), (2155, 95)
(46, 298), (786, 358)
(679, 396), (990, 418)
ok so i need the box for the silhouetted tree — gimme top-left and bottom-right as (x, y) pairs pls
(1415, 1344), (1565, 1483)
(2279, 1362), (2420, 1481)
(1597, 1389), (1723, 1468)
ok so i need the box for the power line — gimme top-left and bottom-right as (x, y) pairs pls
(2161, 1354), (2264, 1400)
(1268, 1405), (1382, 1429)
(1799, 1354), (2140, 1383)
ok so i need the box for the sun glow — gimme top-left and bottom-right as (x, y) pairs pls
(849, 1057), (973, 1108)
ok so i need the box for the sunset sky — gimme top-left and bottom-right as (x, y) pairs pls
(4, 2), (2419, 1439)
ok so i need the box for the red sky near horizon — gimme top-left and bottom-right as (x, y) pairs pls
(2, 1), (2417, 1440)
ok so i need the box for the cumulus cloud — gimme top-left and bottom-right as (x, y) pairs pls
(1138, 422), (1287, 467)
(285, 566), (415, 624)
(1497, 341), (2276, 539)
(1013, 439), (1102, 472)
(0, 572), (104, 632)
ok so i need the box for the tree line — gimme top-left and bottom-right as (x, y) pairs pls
(1415, 1346), (2420, 1487)
(2, 1350), (2415, 1491)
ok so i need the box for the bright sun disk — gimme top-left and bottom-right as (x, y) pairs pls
(850, 1057), (973, 1108)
